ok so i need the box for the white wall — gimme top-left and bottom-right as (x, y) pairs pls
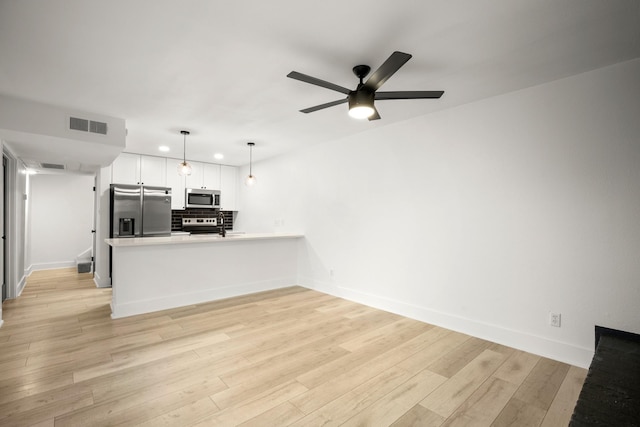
(27, 173), (94, 271)
(93, 166), (112, 288)
(235, 58), (640, 368)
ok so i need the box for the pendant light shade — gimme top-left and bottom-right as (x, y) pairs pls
(177, 130), (192, 176)
(245, 142), (257, 186)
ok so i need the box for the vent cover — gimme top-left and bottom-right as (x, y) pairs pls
(69, 117), (89, 131)
(40, 162), (66, 170)
(89, 120), (107, 135)
(69, 116), (107, 135)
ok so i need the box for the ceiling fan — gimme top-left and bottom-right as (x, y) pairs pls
(287, 51), (444, 121)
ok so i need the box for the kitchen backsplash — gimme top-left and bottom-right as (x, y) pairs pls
(171, 209), (234, 231)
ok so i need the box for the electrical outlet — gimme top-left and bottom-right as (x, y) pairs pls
(549, 312), (561, 328)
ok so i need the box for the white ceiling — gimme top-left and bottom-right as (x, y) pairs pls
(1, 0), (638, 168)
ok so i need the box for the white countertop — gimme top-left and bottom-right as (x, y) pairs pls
(105, 232), (303, 247)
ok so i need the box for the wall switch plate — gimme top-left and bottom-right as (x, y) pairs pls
(549, 312), (561, 327)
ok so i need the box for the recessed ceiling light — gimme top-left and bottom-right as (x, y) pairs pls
(214, 153), (224, 160)
(159, 145), (170, 152)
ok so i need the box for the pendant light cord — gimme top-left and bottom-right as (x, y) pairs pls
(183, 133), (187, 163)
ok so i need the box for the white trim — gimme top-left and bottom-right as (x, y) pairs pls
(92, 271), (111, 288)
(111, 278), (295, 319)
(16, 274), (26, 297)
(300, 276), (594, 369)
(28, 261), (76, 272)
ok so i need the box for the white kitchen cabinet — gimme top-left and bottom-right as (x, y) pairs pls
(111, 153), (140, 185)
(219, 165), (238, 211)
(140, 155), (166, 186)
(184, 161), (203, 189)
(111, 153), (166, 186)
(185, 162), (220, 190)
(113, 153), (229, 211)
(203, 163), (221, 189)
(166, 157), (186, 210)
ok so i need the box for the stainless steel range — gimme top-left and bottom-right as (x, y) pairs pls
(182, 217), (219, 234)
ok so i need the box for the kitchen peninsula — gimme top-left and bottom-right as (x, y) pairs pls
(106, 233), (303, 318)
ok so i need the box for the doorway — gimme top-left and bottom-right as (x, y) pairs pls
(2, 155), (5, 302)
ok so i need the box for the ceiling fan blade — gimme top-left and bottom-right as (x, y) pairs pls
(375, 90), (444, 100)
(300, 98), (348, 113)
(368, 107), (381, 121)
(363, 51), (412, 91)
(287, 71), (351, 95)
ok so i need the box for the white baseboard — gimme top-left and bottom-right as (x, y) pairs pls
(29, 261), (76, 272)
(93, 272), (111, 289)
(111, 278), (296, 319)
(0, 319), (3, 329)
(300, 276), (594, 369)
(17, 274), (27, 297)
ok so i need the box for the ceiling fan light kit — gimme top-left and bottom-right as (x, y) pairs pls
(287, 51), (444, 121)
(348, 90), (375, 119)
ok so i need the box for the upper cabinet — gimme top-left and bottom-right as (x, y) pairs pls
(185, 162), (221, 190)
(140, 156), (167, 187)
(111, 152), (237, 211)
(166, 158), (186, 210)
(220, 165), (238, 211)
(111, 153), (166, 187)
(111, 153), (140, 185)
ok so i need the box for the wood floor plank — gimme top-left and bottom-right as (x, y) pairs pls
(238, 401), (305, 427)
(390, 404), (445, 427)
(341, 369), (448, 427)
(397, 330), (470, 376)
(213, 345), (349, 410)
(419, 349), (506, 418)
(73, 331), (229, 383)
(135, 396), (220, 427)
(440, 377), (517, 427)
(511, 357), (570, 411)
(0, 372), (74, 405)
(493, 348), (541, 386)
(491, 397), (547, 427)
(0, 268), (586, 426)
(57, 375), (227, 426)
(0, 390), (94, 426)
(289, 366), (417, 426)
(339, 317), (431, 352)
(427, 336), (492, 378)
(291, 327), (455, 414)
(539, 365), (587, 427)
(194, 380), (308, 426)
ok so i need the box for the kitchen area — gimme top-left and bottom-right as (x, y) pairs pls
(105, 152), (303, 319)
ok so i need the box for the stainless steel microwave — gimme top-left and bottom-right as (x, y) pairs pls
(185, 188), (220, 209)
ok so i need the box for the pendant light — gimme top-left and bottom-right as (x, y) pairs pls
(245, 142), (257, 186)
(177, 130), (192, 176)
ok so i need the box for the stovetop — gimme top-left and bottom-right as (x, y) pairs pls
(182, 217), (220, 234)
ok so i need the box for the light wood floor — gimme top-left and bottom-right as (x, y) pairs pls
(0, 268), (586, 426)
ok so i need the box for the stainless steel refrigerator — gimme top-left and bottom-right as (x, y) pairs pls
(110, 184), (172, 238)
(109, 184), (172, 278)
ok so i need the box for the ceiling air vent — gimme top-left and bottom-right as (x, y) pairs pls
(69, 116), (108, 135)
(69, 116), (89, 132)
(89, 120), (107, 135)
(40, 162), (66, 170)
